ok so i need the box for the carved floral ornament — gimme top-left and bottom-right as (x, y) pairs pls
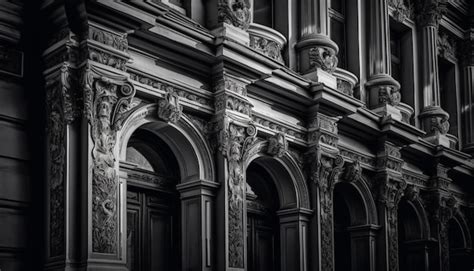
(82, 67), (136, 254)
(218, 0), (251, 30)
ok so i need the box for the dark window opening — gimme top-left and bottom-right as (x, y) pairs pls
(330, 0), (347, 68)
(253, 0), (273, 27)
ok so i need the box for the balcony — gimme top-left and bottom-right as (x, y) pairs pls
(397, 102), (414, 124)
(333, 68), (358, 98)
(248, 23), (286, 64)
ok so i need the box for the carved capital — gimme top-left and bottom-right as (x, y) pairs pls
(376, 177), (407, 209)
(218, 0), (251, 30)
(415, 0), (447, 28)
(437, 33), (457, 60)
(158, 91), (183, 123)
(389, 0), (414, 22)
(309, 46), (338, 73)
(266, 132), (288, 157)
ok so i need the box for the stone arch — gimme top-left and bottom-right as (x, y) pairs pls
(400, 195), (431, 240)
(118, 103), (215, 183)
(451, 210), (472, 249)
(243, 140), (310, 209)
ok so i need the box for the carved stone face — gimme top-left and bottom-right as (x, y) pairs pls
(98, 100), (111, 119)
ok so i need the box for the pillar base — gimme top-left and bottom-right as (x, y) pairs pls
(374, 103), (402, 121)
(366, 74), (402, 120)
(296, 34), (339, 76)
(302, 67), (337, 89)
(419, 106), (451, 147)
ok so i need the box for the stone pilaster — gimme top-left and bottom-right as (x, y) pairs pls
(373, 141), (406, 271)
(366, 0), (402, 120)
(44, 19), (136, 269)
(296, 0), (339, 86)
(212, 72), (255, 270)
(306, 112), (343, 271)
(416, 0), (451, 147)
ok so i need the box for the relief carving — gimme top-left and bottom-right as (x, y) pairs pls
(46, 64), (78, 257)
(83, 68), (136, 254)
(249, 35), (284, 63)
(266, 133), (288, 157)
(89, 26), (128, 52)
(379, 86), (401, 106)
(218, 0), (251, 30)
(158, 91), (182, 123)
(218, 120), (257, 267)
(415, 0), (447, 28)
(430, 115), (450, 135)
(342, 160), (361, 181)
(437, 33), (457, 60)
(388, 0), (414, 22)
(309, 47), (338, 74)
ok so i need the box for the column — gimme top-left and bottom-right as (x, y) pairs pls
(44, 20), (134, 269)
(277, 208), (312, 271)
(374, 142), (406, 271)
(212, 70), (255, 270)
(176, 180), (219, 271)
(415, 0), (451, 147)
(306, 112), (343, 271)
(461, 30), (474, 155)
(296, 0), (339, 87)
(365, 0), (402, 120)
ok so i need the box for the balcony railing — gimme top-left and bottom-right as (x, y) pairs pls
(333, 67), (358, 98)
(248, 23), (286, 64)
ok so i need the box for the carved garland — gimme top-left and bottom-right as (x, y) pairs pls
(83, 68), (136, 254)
(218, 120), (257, 267)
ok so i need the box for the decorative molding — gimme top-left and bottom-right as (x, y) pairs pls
(266, 133), (288, 157)
(379, 85), (401, 107)
(249, 35), (284, 63)
(376, 143), (404, 173)
(157, 91), (183, 123)
(215, 92), (252, 115)
(82, 67), (136, 254)
(252, 114), (306, 141)
(89, 25), (128, 52)
(217, 0), (251, 30)
(216, 119), (257, 268)
(309, 47), (338, 73)
(129, 71), (212, 107)
(339, 147), (376, 168)
(402, 172), (429, 187)
(89, 48), (128, 71)
(342, 160), (361, 181)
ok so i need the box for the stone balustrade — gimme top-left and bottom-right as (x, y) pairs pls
(248, 23), (286, 64)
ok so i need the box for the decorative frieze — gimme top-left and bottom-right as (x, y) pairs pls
(252, 114), (306, 141)
(376, 142), (404, 173)
(217, 0), (251, 30)
(339, 147), (376, 168)
(89, 25), (128, 52)
(129, 71), (212, 107)
(157, 91), (182, 123)
(215, 92), (252, 115)
(82, 67), (136, 254)
(89, 48), (128, 71)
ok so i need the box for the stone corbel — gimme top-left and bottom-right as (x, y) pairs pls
(376, 142), (404, 175)
(266, 132), (288, 157)
(157, 91), (183, 123)
(341, 160), (362, 182)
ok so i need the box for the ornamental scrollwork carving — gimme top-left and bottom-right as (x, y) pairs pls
(309, 47), (338, 74)
(218, 0), (251, 30)
(89, 25), (128, 52)
(437, 33), (457, 60)
(309, 153), (344, 271)
(45, 64), (79, 257)
(83, 68), (136, 254)
(249, 35), (284, 63)
(379, 85), (401, 106)
(266, 133), (288, 157)
(158, 91), (182, 123)
(217, 120), (257, 268)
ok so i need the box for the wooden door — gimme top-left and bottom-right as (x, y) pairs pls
(247, 212), (279, 271)
(127, 186), (179, 271)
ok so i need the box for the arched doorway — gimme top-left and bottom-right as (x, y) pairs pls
(243, 151), (310, 271)
(448, 217), (470, 271)
(246, 161), (280, 271)
(333, 181), (377, 271)
(397, 199), (427, 271)
(122, 128), (181, 271)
